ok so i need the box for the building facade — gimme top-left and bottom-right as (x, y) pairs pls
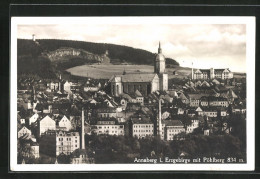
(39, 115), (56, 136)
(40, 130), (80, 157)
(193, 68), (233, 80)
(132, 116), (154, 139)
(91, 119), (124, 136)
(18, 126), (32, 138)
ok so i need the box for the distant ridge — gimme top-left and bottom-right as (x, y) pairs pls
(18, 39), (179, 66)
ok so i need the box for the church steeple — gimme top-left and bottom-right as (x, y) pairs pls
(158, 41), (162, 54)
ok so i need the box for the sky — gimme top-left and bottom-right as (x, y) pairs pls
(17, 19), (247, 72)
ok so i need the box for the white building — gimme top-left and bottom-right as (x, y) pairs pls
(63, 81), (72, 93)
(39, 115), (56, 135)
(40, 130), (80, 156)
(193, 68), (233, 80)
(132, 116), (154, 139)
(186, 119), (199, 134)
(58, 115), (73, 131)
(18, 126), (32, 138)
(91, 119), (124, 136)
(163, 120), (185, 141)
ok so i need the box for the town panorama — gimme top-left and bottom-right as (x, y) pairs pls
(17, 37), (246, 164)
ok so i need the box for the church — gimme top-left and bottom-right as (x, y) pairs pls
(109, 42), (168, 97)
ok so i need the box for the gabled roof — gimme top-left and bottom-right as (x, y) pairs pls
(71, 149), (89, 158)
(132, 115), (153, 124)
(135, 90), (143, 97)
(188, 93), (205, 100)
(178, 93), (188, 100)
(111, 73), (158, 83)
(227, 89), (238, 98)
(96, 107), (117, 113)
(40, 115), (54, 122)
(164, 120), (184, 127)
(201, 81), (210, 87)
(120, 93), (132, 101)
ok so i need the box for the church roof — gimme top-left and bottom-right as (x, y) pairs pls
(113, 73), (158, 83)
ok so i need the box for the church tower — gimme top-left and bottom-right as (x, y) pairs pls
(154, 42), (168, 91)
(154, 42), (165, 74)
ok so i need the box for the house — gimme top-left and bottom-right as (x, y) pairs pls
(131, 90), (144, 106)
(40, 130), (80, 157)
(177, 107), (186, 115)
(164, 120), (185, 141)
(96, 107), (117, 118)
(70, 149), (94, 164)
(200, 96), (209, 107)
(204, 129), (210, 136)
(91, 118), (124, 136)
(161, 110), (170, 120)
(57, 115), (73, 131)
(226, 89), (238, 102)
(193, 68), (233, 80)
(231, 104), (246, 114)
(39, 115), (56, 136)
(84, 83), (100, 92)
(18, 137), (40, 158)
(186, 119), (200, 134)
(201, 81), (211, 88)
(178, 93), (189, 104)
(196, 107), (204, 116)
(188, 93), (207, 107)
(18, 126), (32, 138)
(131, 115), (154, 139)
(203, 109), (218, 117)
(47, 81), (59, 91)
(20, 118), (26, 125)
(208, 96), (229, 107)
(21, 99), (33, 110)
(30, 142), (40, 158)
(63, 81), (72, 93)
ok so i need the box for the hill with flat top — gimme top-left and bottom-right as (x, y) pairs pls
(17, 39), (179, 79)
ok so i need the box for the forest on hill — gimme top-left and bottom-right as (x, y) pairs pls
(17, 39), (179, 78)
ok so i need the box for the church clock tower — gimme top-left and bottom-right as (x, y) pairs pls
(154, 42), (168, 91)
(154, 42), (166, 74)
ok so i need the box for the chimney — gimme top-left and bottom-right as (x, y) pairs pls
(32, 86), (36, 101)
(32, 34), (36, 41)
(158, 99), (162, 139)
(191, 62), (194, 80)
(81, 108), (85, 149)
(48, 105), (52, 113)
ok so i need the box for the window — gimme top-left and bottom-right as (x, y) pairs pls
(75, 140), (77, 143)
(75, 145), (77, 147)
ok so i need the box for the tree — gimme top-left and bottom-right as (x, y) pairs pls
(57, 153), (71, 164)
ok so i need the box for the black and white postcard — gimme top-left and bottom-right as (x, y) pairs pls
(10, 16), (255, 171)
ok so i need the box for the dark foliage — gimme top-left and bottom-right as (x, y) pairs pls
(85, 134), (246, 163)
(18, 39), (179, 66)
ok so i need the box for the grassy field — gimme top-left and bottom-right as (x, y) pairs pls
(66, 64), (246, 80)
(66, 64), (192, 79)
